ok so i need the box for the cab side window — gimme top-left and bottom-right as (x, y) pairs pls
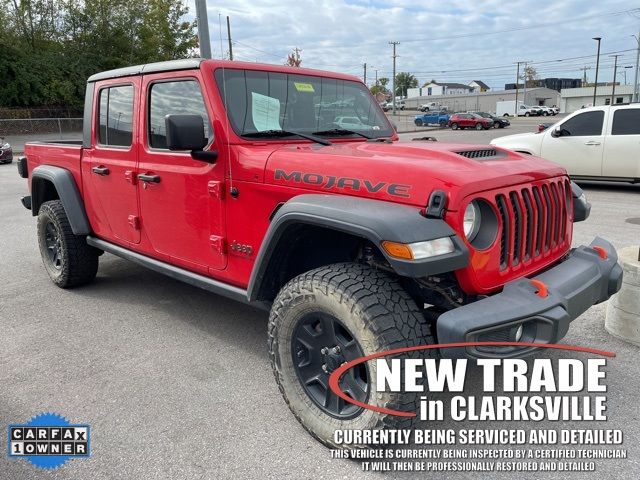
(98, 85), (134, 147)
(611, 109), (640, 135)
(559, 111), (604, 136)
(148, 80), (212, 149)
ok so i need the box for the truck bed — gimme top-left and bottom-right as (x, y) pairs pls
(24, 142), (84, 195)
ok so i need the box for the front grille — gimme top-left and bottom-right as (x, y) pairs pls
(495, 179), (572, 270)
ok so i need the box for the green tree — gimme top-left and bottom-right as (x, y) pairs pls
(394, 72), (417, 97)
(0, 0), (198, 109)
(378, 77), (389, 88)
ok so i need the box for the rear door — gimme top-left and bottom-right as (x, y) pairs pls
(540, 109), (605, 177)
(137, 73), (226, 273)
(82, 80), (141, 244)
(602, 107), (640, 179)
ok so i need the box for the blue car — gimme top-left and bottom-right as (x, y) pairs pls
(414, 111), (450, 127)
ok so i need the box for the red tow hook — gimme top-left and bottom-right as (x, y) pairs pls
(592, 246), (608, 260)
(530, 279), (548, 298)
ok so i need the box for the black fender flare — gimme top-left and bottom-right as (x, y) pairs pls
(247, 194), (469, 302)
(31, 165), (91, 235)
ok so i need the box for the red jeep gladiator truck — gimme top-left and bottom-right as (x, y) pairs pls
(17, 59), (622, 446)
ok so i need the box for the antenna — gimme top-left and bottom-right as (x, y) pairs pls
(218, 14), (234, 195)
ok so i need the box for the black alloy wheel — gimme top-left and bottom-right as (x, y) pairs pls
(44, 221), (63, 270)
(291, 312), (369, 419)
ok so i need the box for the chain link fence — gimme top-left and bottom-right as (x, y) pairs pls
(0, 118), (83, 153)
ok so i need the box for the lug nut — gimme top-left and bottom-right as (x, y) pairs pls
(322, 364), (328, 372)
(332, 346), (341, 354)
(321, 347), (328, 355)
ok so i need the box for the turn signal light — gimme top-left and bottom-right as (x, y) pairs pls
(382, 238), (455, 260)
(381, 241), (413, 260)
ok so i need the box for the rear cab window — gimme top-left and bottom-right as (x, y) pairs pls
(97, 85), (134, 147)
(611, 108), (640, 135)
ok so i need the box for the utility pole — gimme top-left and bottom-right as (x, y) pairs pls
(374, 69), (379, 85)
(363, 63), (367, 85)
(523, 61), (528, 105)
(226, 16), (233, 60)
(514, 61), (524, 116)
(195, 0), (211, 59)
(389, 41), (400, 115)
(633, 31), (640, 102)
(579, 66), (591, 85)
(611, 54), (619, 103)
(592, 37), (602, 106)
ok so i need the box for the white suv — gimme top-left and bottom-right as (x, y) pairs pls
(491, 104), (640, 183)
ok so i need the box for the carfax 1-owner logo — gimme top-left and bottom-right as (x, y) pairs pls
(7, 412), (91, 470)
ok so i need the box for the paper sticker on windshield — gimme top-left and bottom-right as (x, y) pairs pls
(251, 92), (281, 132)
(294, 82), (315, 93)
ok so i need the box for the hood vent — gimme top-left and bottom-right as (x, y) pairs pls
(454, 148), (506, 160)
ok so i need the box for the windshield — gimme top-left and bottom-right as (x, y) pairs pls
(214, 68), (394, 139)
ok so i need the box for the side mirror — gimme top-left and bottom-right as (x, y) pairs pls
(165, 114), (217, 162)
(550, 126), (562, 138)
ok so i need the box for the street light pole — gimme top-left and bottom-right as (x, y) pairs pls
(592, 37), (602, 106)
(633, 32), (640, 102)
(389, 41), (400, 115)
(514, 61), (522, 116)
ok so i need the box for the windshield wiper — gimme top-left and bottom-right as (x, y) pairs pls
(242, 129), (331, 146)
(312, 128), (373, 139)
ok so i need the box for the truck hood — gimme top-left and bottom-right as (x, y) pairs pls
(265, 140), (566, 210)
(490, 132), (544, 155)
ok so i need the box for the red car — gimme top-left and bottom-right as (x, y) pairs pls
(17, 59), (621, 448)
(448, 113), (493, 130)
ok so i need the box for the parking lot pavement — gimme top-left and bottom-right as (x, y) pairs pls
(1, 154), (639, 478)
(396, 114), (561, 144)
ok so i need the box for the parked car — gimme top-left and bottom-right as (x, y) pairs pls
(334, 116), (368, 130)
(0, 138), (13, 164)
(550, 106), (560, 115)
(448, 113), (493, 130)
(492, 104), (640, 183)
(538, 106), (557, 116)
(419, 102), (447, 112)
(16, 59), (622, 449)
(414, 111), (450, 127)
(469, 112), (510, 128)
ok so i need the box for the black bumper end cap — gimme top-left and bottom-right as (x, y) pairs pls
(21, 195), (31, 210)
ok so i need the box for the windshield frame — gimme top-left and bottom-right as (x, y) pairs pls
(213, 67), (395, 142)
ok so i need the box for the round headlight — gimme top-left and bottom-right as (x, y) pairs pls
(463, 202), (481, 241)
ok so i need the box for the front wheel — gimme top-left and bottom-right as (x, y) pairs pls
(268, 263), (434, 448)
(451, 123), (458, 130)
(439, 120), (447, 128)
(37, 200), (99, 288)
(524, 112), (530, 117)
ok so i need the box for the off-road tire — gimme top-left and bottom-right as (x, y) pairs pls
(37, 200), (99, 288)
(268, 262), (436, 448)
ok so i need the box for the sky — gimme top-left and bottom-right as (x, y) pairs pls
(186, 0), (640, 90)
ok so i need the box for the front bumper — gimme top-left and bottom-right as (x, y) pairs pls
(437, 237), (623, 359)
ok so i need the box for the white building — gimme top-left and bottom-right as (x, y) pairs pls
(559, 85), (634, 113)
(469, 80), (490, 92)
(423, 82), (475, 96)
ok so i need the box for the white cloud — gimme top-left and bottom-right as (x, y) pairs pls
(187, 0), (640, 89)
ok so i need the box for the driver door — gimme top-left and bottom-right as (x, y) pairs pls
(540, 109), (605, 177)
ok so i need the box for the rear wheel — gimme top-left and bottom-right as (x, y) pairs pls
(268, 263), (435, 448)
(37, 200), (99, 288)
(415, 118), (423, 126)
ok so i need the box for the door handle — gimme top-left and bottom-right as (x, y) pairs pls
(91, 166), (110, 176)
(137, 173), (161, 183)
(584, 141), (601, 146)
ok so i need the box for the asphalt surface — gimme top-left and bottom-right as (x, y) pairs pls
(1, 134), (639, 478)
